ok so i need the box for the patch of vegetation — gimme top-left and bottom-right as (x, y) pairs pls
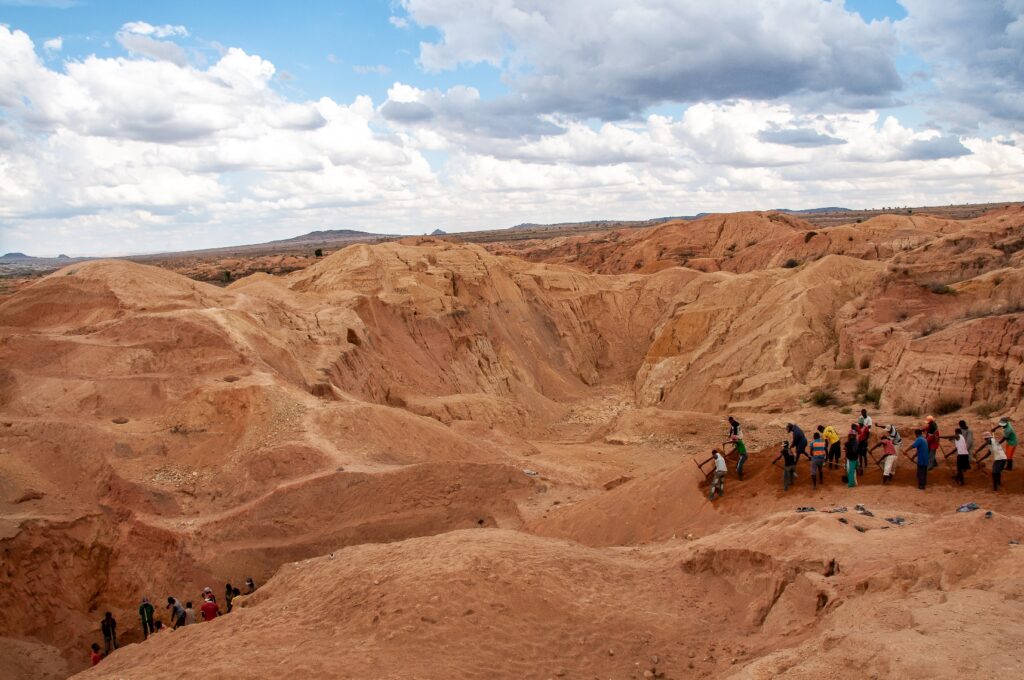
(933, 398), (962, 416)
(974, 402), (1000, 418)
(925, 281), (955, 295)
(783, 258), (800, 269)
(855, 376), (881, 408)
(919, 321), (940, 337)
(810, 389), (837, 407)
(895, 402), (922, 417)
(314, 248), (323, 257)
(221, 270), (232, 283)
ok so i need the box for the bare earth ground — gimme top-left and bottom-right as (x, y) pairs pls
(1, 205), (1023, 679)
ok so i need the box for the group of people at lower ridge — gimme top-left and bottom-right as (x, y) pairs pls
(703, 413), (1017, 500)
(89, 577), (257, 667)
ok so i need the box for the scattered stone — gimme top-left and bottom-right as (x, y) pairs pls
(854, 504), (874, 517)
(111, 417), (129, 424)
(643, 671), (654, 678)
(650, 655), (659, 665)
(885, 517), (906, 526)
(522, 469), (539, 477)
(603, 475), (633, 491)
(796, 506), (816, 513)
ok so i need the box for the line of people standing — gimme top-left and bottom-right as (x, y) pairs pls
(91, 577), (256, 666)
(703, 412), (1017, 499)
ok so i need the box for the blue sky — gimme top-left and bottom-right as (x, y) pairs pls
(0, 1), (1021, 256)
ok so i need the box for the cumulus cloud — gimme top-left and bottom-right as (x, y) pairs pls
(42, 36), (62, 52)
(758, 127), (846, 148)
(120, 22), (189, 38)
(400, 0), (902, 119)
(0, 18), (1022, 257)
(115, 21), (190, 66)
(898, 1), (1024, 125)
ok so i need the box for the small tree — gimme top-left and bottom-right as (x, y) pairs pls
(221, 270), (232, 283)
(314, 248), (323, 257)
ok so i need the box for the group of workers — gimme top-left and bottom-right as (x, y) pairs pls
(89, 578), (256, 666)
(703, 412), (1018, 500)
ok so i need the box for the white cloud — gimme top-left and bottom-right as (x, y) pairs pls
(120, 21), (189, 39)
(353, 64), (392, 75)
(897, 1), (1024, 126)
(388, 15), (410, 29)
(42, 36), (62, 52)
(116, 21), (190, 66)
(0, 16), (1023, 258)
(400, 0), (902, 118)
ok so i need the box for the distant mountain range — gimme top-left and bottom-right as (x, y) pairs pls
(269, 229), (379, 244)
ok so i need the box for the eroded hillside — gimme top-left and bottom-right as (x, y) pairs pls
(1, 208), (1023, 678)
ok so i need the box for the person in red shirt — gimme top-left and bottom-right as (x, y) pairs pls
(200, 597), (220, 621)
(855, 422), (870, 477)
(90, 643), (103, 666)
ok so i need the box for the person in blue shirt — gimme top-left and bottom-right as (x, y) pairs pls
(910, 429), (930, 490)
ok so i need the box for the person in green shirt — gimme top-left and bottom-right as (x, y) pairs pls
(998, 417), (1017, 470)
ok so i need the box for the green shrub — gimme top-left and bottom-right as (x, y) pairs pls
(811, 389), (837, 407)
(314, 248), (323, 257)
(783, 258), (799, 269)
(221, 270), (232, 283)
(925, 281), (955, 295)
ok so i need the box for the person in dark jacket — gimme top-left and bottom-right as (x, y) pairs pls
(787, 423), (807, 459)
(139, 597), (155, 639)
(772, 441), (797, 491)
(844, 433), (859, 487)
(100, 612), (117, 655)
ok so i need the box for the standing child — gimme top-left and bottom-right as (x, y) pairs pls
(90, 643), (103, 666)
(772, 441), (797, 491)
(809, 432), (827, 489)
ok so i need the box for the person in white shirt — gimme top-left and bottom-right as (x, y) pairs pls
(860, 409), (873, 429)
(953, 428), (971, 486)
(976, 432), (1007, 491)
(704, 449), (727, 500)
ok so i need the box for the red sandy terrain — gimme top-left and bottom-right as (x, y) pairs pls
(0, 207), (1022, 679)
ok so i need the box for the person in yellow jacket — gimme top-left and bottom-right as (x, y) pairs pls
(817, 424), (841, 470)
